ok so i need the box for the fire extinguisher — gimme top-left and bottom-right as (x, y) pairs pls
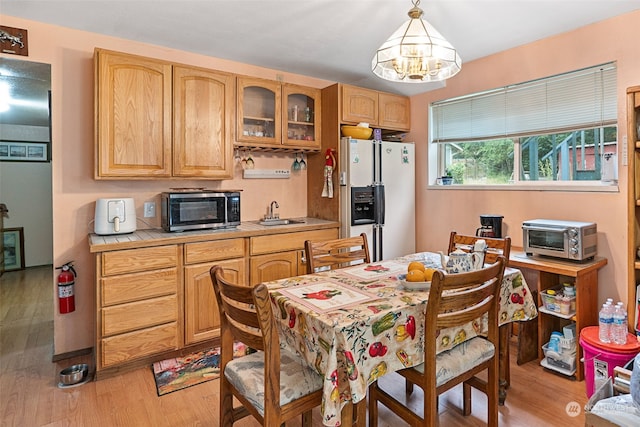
(56, 262), (76, 314)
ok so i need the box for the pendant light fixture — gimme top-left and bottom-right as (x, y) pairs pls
(372, 0), (462, 83)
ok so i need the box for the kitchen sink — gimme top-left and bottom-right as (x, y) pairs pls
(258, 218), (306, 226)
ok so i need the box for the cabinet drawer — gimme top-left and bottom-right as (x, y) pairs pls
(102, 294), (177, 336)
(250, 228), (338, 255)
(101, 267), (178, 306)
(184, 238), (245, 264)
(101, 322), (178, 368)
(102, 245), (178, 276)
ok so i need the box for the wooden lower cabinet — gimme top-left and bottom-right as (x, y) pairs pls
(96, 245), (181, 372)
(184, 257), (246, 345)
(93, 225), (339, 376)
(101, 323), (179, 367)
(250, 251), (299, 286)
(249, 228), (338, 285)
(183, 238), (246, 345)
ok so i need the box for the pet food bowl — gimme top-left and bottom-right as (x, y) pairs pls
(59, 363), (88, 386)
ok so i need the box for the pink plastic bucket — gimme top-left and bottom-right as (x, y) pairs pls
(579, 326), (640, 397)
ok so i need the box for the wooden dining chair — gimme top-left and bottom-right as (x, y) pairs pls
(448, 231), (512, 264)
(304, 232), (371, 274)
(368, 257), (507, 427)
(209, 265), (323, 427)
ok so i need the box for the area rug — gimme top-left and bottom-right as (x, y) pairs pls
(152, 342), (247, 396)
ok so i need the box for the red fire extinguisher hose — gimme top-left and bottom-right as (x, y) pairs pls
(56, 262), (76, 314)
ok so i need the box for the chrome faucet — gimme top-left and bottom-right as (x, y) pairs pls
(269, 200), (279, 219)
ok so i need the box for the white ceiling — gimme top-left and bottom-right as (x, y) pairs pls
(1, 0), (639, 126)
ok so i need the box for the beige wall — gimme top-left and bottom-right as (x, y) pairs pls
(409, 11), (640, 312)
(0, 16), (332, 355)
(1, 10), (638, 356)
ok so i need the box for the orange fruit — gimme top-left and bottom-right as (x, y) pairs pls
(407, 261), (425, 273)
(406, 269), (426, 282)
(423, 268), (437, 281)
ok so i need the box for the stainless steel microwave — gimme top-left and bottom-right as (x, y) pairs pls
(161, 190), (241, 232)
(522, 219), (597, 261)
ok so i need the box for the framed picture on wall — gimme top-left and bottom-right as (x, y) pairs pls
(0, 140), (49, 162)
(2, 227), (25, 271)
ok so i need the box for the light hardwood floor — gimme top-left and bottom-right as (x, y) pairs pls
(1, 266), (588, 426)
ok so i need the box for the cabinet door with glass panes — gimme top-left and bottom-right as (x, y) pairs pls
(236, 76), (282, 146)
(283, 84), (321, 149)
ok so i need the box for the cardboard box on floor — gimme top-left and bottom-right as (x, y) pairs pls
(584, 377), (615, 427)
(584, 371), (638, 427)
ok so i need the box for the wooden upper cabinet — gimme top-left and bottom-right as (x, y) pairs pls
(236, 76), (282, 146)
(378, 92), (411, 131)
(341, 84), (411, 131)
(95, 49), (172, 178)
(95, 49), (234, 179)
(173, 66), (234, 179)
(342, 85), (378, 125)
(283, 83), (321, 150)
(236, 77), (320, 150)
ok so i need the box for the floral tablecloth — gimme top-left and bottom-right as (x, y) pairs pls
(265, 252), (537, 426)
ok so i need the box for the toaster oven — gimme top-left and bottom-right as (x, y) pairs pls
(522, 219), (597, 261)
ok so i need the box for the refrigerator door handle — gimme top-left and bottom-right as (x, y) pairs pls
(373, 140), (381, 183)
(374, 185), (385, 225)
(372, 223), (384, 262)
(378, 224), (384, 261)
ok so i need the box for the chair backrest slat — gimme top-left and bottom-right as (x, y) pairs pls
(448, 231), (511, 265)
(425, 257), (506, 358)
(305, 233), (371, 273)
(210, 266), (275, 353)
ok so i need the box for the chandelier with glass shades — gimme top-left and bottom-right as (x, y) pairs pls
(372, 0), (462, 83)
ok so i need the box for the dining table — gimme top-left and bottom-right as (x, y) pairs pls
(264, 251), (538, 427)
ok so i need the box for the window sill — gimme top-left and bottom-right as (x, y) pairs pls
(428, 181), (619, 193)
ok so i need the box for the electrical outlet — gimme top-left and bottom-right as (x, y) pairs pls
(144, 202), (156, 218)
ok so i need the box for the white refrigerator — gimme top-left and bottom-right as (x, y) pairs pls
(339, 137), (415, 261)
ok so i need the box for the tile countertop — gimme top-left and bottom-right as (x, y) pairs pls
(88, 217), (340, 253)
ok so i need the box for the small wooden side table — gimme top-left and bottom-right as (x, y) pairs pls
(509, 249), (608, 381)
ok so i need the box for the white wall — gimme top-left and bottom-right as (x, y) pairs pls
(0, 124), (53, 267)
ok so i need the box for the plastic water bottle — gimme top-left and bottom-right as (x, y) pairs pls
(612, 302), (628, 345)
(599, 302), (613, 343)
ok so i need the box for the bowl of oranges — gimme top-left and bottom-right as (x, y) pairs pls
(398, 261), (437, 291)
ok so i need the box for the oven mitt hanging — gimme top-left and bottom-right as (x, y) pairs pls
(322, 165), (334, 198)
(322, 149), (336, 198)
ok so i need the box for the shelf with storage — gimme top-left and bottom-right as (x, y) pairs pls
(509, 250), (607, 381)
(628, 86), (640, 338)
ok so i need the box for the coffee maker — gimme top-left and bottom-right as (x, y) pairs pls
(476, 215), (504, 238)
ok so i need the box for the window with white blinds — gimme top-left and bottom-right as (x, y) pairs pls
(431, 63), (617, 143)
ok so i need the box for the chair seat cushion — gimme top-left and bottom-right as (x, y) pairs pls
(414, 337), (495, 386)
(224, 348), (323, 416)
